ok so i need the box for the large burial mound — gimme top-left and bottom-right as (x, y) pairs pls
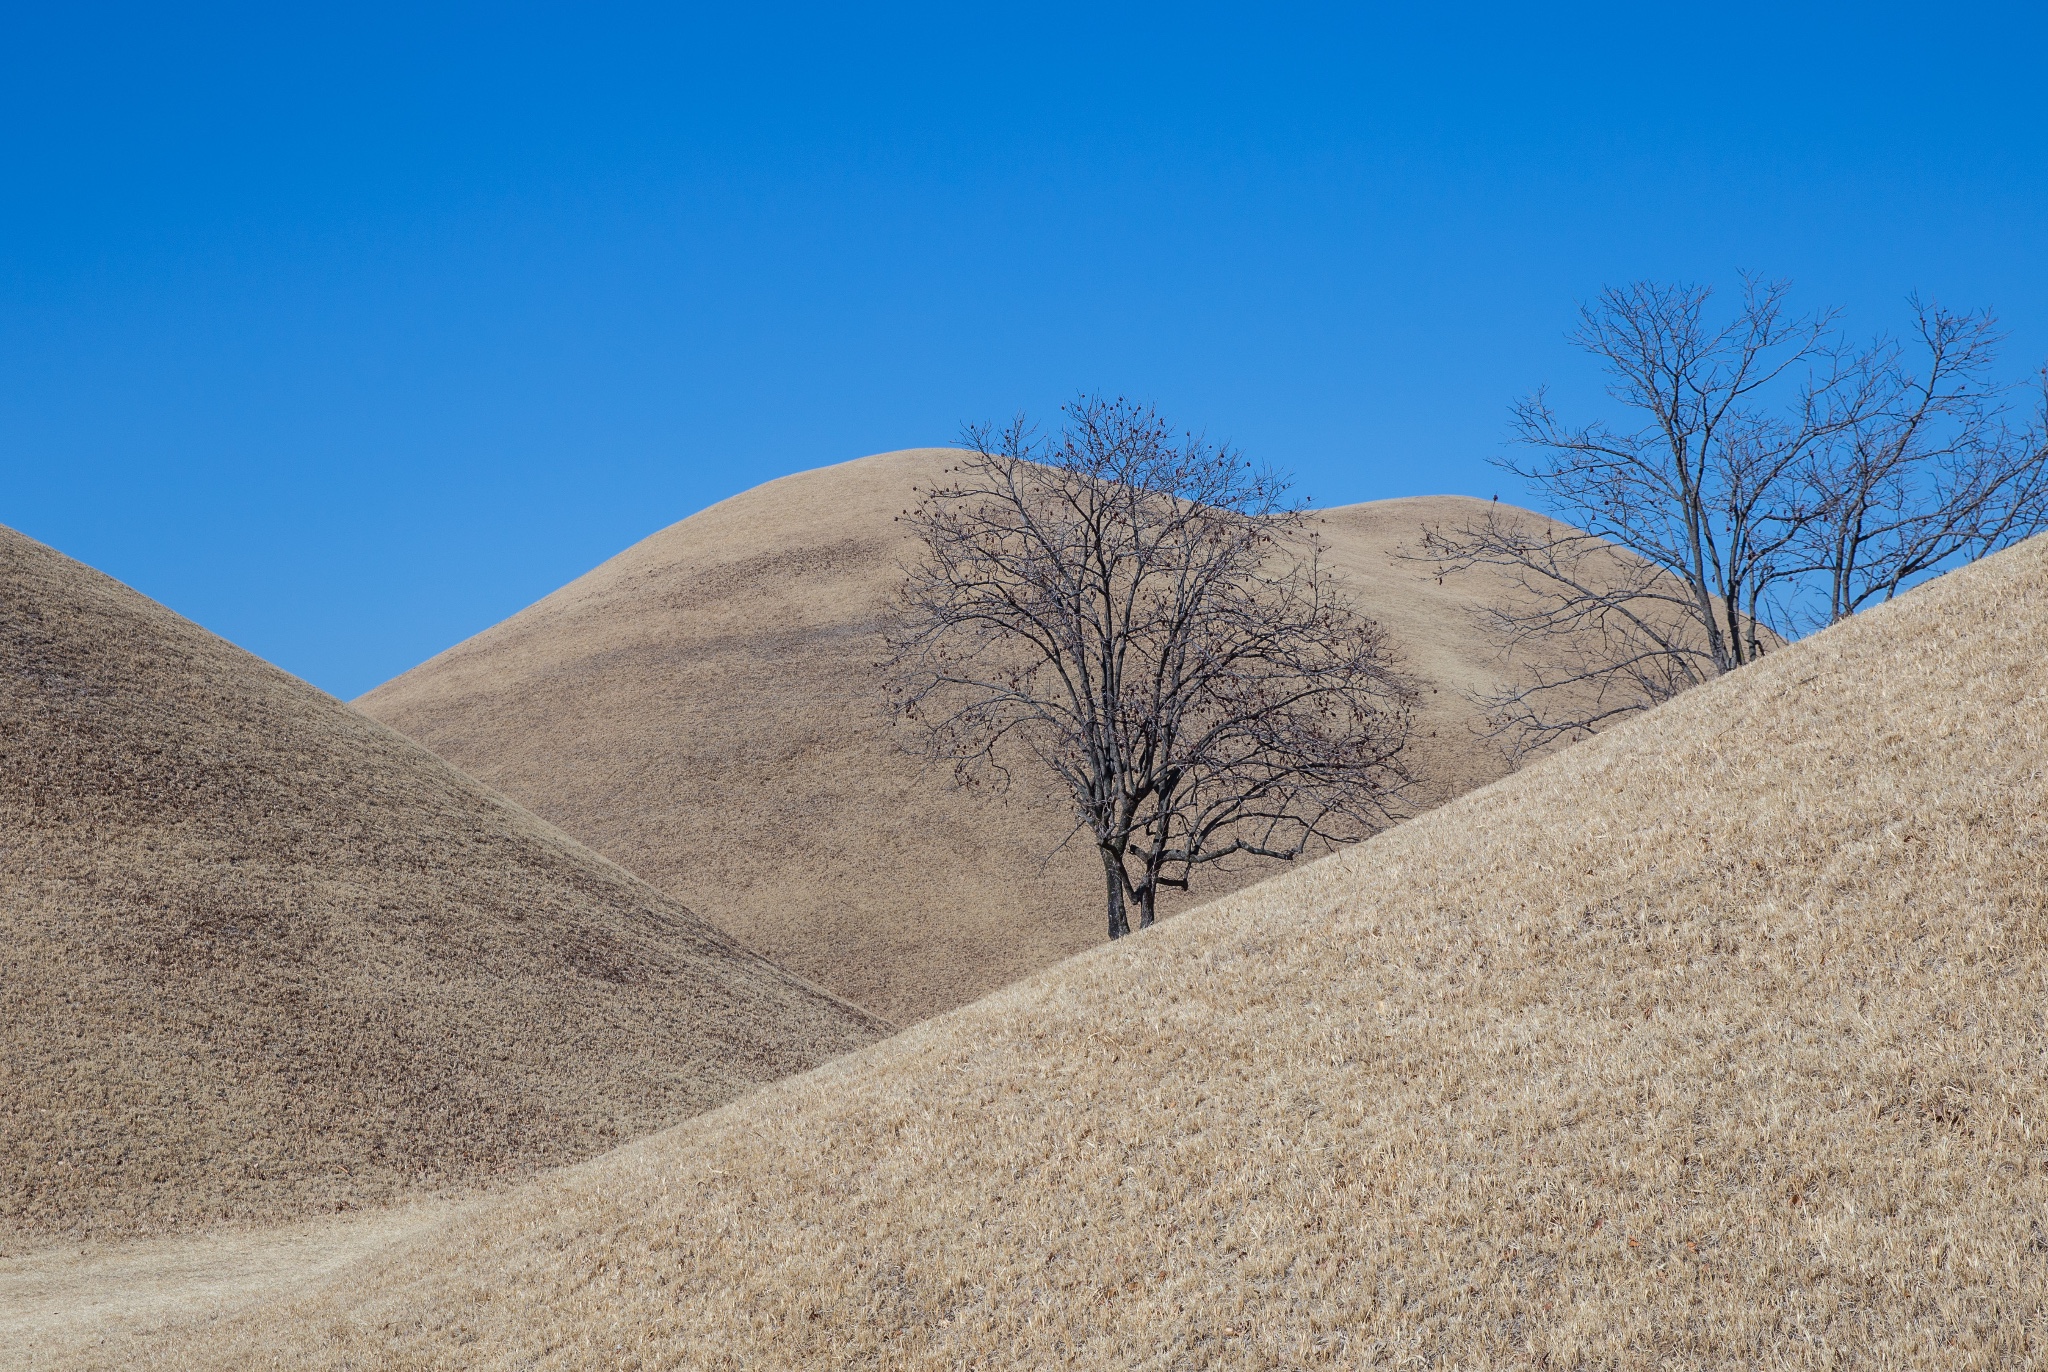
(359, 448), (1534, 1023)
(132, 532), (2048, 1365)
(0, 526), (886, 1245)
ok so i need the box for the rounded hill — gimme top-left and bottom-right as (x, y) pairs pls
(0, 525), (887, 1243)
(358, 448), (1532, 1023)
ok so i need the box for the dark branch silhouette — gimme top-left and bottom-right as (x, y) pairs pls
(1796, 301), (2048, 626)
(1422, 278), (2048, 759)
(886, 396), (1414, 940)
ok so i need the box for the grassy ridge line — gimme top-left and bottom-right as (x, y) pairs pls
(111, 530), (2048, 1367)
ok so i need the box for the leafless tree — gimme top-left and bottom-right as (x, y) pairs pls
(886, 397), (1414, 941)
(1796, 302), (2048, 626)
(1423, 277), (2048, 760)
(1417, 506), (1730, 760)
(1421, 276), (1846, 753)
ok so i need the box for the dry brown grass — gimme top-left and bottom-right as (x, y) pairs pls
(0, 1197), (464, 1361)
(0, 525), (886, 1248)
(90, 518), (2048, 1366)
(358, 449), (1535, 1023)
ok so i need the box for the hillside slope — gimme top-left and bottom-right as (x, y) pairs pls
(0, 526), (886, 1244)
(358, 448), (1530, 1022)
(133, 531), (2048, 1367)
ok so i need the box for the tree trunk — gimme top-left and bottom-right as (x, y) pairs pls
(1102, 848), (1130, 940)
(1136, 880), (1158, 930)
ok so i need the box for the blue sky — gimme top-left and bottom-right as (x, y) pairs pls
(4, 3), (2043, 697)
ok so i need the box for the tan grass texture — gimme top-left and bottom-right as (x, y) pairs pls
(108, 514), (2048, 1366)
(358, 448), (1526, 1024)
(0, 525), (886, 1245)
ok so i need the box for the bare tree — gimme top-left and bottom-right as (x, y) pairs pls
(1417, 507), (1729, 759)
(886, 397), (1414, 941)
(1796, 302), (2048, 626)
(1424, 277), (2048, 759)
(1421, 276), (1846, 753)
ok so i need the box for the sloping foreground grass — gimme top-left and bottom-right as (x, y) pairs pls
(116, 534), (2048, 1365)
(0, 525), (885, 1245)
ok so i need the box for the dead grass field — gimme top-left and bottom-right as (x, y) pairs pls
(359, 448), (1536, 1023)
(86, 515), (2048, 1365)
(0, 525), (885, 1248)
(0, 1197), (467, 1364)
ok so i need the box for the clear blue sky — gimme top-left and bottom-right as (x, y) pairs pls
(4, 3), (2043, 698)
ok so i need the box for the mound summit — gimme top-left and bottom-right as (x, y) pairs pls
(360, 448), (1533, 1023)
(131, 528), (2048, 1366)
(0, 525), (886, 1244)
